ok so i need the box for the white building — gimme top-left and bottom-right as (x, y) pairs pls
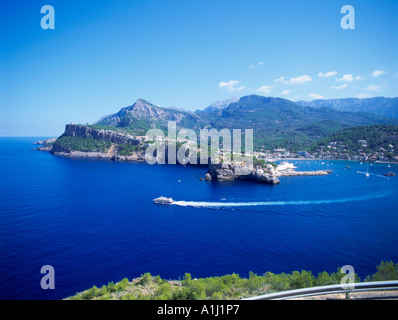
(277, 161), (297, 172)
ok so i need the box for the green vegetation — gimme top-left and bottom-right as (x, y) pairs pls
(117, 144), (145, 156)
(365, 261), (398, 282)
(51, 134), (147, 156)
(67, 261), (397, 300)
(309, 125), (398, 156)
(53, 136), (112, 153)
(252, 156), (277, 169)
(206, 96), (398, 151)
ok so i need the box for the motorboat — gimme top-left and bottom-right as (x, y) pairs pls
(153, 196), (173, 205)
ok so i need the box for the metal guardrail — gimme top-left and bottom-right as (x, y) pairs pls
(242, 280), (398, 300)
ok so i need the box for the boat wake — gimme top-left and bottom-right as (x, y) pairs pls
(356, 171), (390, 179)
(172, 192), (391, 208)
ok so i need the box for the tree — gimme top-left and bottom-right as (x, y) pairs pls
(288, 270), (314, 289)
(156, 283), (173, 300)
(116, 278), (129, 291)
(182, 273), (192, 287)
(82, 285), (100, 299)
(314, 271), (334, 287)
(366, 261), (398, 281)
(139, 273), (153, 286)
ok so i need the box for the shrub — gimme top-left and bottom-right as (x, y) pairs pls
(116, 278), (130, 291)
(288, 270), (314, 290)
(211, 292), (224, 300)
(139, 273), (153, 286)
(81, 285), (101, 300)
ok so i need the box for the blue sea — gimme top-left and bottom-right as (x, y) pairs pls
(0, 137), (398, 300)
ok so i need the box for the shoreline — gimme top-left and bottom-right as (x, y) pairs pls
(38, 147), (398, 168)
(271, 158), (398, 165)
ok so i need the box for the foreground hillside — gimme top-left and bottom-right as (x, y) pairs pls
(67, 261), (397, 300)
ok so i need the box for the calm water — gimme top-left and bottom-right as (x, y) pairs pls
(0, 137), (398, 299)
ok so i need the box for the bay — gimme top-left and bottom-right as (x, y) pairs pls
(0, 137), (397, 299)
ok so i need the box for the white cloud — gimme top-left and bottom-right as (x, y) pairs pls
(281, 90), (292, 95)
(372, 70), (386, 78)
(318, 71), (337, 78)
(257, 85), (275, 94)
(365, 84), (381, 92)
(275, 75), (312, 85)
(355, 75), (366, 80)
(248, 61), (264, 69)
(289, 75), (312, 84)
(329, 84), (348, 90)
(357, 93), (371, 99)
(309, 93), (324, 100)
(218, 80), (243, 92)
(219, 80), (238, 88)
(336, 74), (354, 82)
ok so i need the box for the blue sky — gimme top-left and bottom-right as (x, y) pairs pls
(1, 0), (397, 136)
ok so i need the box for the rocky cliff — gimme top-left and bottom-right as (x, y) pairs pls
(49, 124), (144, 160)
(64, 124), (140, 146)
(205, 163), (280, 185)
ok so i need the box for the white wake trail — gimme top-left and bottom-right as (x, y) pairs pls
(172, 192), (391, 208)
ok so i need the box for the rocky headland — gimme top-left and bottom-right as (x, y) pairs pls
(44, 124), (145, 161)
(32, 138), (57, 151)
(32, 137), (57, 146)
(204, 162), (332, 185)
(205, 163), (281, 185)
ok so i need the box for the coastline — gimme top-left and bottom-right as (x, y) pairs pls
(39, 147), (398, 166)
(272, 158), (398, 165)
(51, 150), (146, 162)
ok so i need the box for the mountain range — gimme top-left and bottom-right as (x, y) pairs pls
(296, 97), (398, 119)
(94, 95), (398, 151)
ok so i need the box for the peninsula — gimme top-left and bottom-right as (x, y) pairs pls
(35, 124), (332, 186)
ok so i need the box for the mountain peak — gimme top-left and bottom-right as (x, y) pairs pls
(199, 97), (239, 113)
(224, 95), (295, 112)
(135, 98), (155, 106)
